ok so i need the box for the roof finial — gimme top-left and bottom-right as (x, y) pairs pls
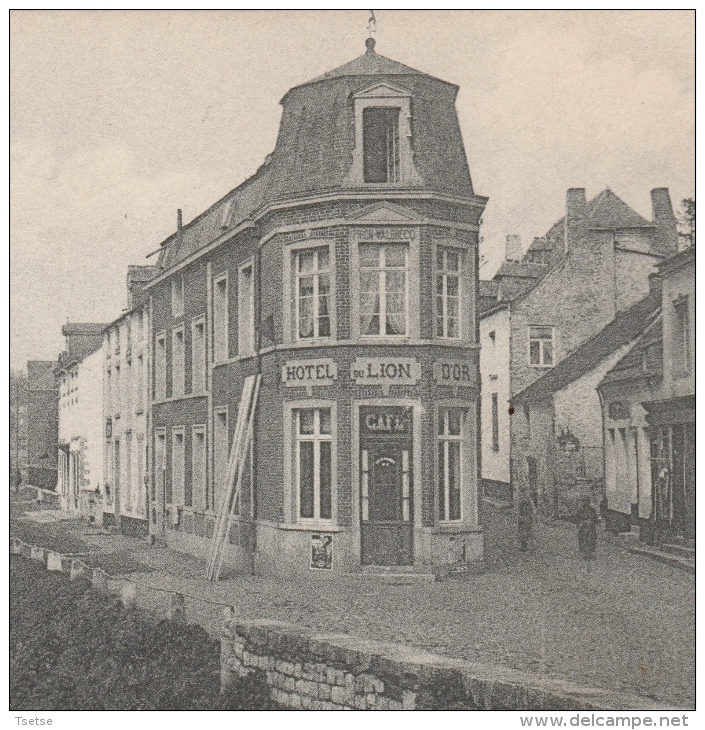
(367, 10), (376, 51)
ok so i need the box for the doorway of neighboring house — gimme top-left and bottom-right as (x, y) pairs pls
(153, 431), (166, 535)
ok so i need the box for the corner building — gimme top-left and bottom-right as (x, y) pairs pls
(147, 40), (487, 577)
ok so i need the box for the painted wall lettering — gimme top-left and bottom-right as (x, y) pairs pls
(433, 360), (476, 386)
(351, 358), (420, 385)
(282, 359), (338, 386)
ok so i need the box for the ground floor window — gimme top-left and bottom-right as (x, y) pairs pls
(438, 408), (464, 521)
(295, 408), (332, 521)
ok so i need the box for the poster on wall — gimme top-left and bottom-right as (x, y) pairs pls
(310, 533), (333, 570)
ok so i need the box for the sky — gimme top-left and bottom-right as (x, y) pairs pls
(10, 9), (694, 369)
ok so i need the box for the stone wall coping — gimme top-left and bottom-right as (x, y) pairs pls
(224, 617), (681, 711)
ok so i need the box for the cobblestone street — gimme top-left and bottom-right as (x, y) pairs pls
(11, 500), (695, 708)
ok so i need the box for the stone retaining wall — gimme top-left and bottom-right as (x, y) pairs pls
(222, 617), (672, 711)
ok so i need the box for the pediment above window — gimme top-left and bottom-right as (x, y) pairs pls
(353, 82), (412, 100)
(347, 202), (420, 224)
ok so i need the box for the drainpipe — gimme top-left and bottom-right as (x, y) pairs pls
(251, 235), (263, 575)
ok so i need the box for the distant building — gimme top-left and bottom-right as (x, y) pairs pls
(55, 323), (107, 518)
(512, 288), (661, 516)
(24, 361), (59, 490)
(102, 266), (156, 536)
(598, 246), (694, 543)
(479, 187), (678, 504)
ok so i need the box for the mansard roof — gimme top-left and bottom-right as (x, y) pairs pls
(154, 41), (477, 274)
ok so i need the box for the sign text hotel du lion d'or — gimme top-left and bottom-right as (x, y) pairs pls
(282, 358), (475, 387)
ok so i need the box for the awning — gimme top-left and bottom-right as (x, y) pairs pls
(642, 395), (695, 426)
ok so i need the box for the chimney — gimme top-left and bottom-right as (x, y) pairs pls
(177, 208), (183, 232)
(650, 188), (678, 255)
(564, 188), (587, 253)
(505, 234), (522, 262)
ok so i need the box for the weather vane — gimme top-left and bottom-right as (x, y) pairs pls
(368, 10), (376, 37)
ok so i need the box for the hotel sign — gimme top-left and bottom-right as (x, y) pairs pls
(433, 360), (476, 386)
(282, 359), (338, 387)
(351, 358), (420, 385)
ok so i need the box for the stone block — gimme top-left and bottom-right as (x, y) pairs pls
(402, 690), (417, 710)
(290, 694), (302, 709)
(11, 538), (22, 555)
(283, 676), (296, 692)
(167, 592), (186, 622)
(69, 560), (87, 581)
(301, 695), (312, 709)
(46, 551), (63, 571)
(91, 568), (108, 592)
(318, 683), (332, 701)
(120, 580), (137, 609)
(30, 546), (45, 563)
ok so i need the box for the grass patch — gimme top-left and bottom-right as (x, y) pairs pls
(10, 556), (273, 710)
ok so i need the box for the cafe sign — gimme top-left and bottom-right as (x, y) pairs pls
(282, 359), (338, 387)
(351, 358), (420, 385)
(433, 359), (476, 386)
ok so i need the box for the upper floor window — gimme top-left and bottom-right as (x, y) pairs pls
(172, 275), (184, 318)
(191, 318), (206, 395)
(295, 408), (332, 521)
(213, 274), (228, 363)
(172, 327), (185, 397)
(673, 296), (691, 375)
(528, 326), (554, 367)
(359, 243), (408, 337)
(238, 262), (254, 357)
(363, 107), (400, 183)
(154, 333), (166, 401)
(296, 248), (331, 340)
(436, 247), (461, 339)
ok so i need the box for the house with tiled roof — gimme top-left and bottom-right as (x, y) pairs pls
(479, 187), (678, 504)
(144, 38), (489, 578)
(597, 245), (694, 546)
(511, 287), (661, 515)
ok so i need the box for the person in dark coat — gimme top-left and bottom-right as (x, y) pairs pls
(576, 497), (598, 558)
(517, 494), (534, 552)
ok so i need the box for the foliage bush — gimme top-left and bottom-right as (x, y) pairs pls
(10, 556), (274, 710)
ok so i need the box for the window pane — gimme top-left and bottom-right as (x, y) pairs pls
(438, 444), (446, 521)
(319, 408), (332, 435)
(298, 274), (314, 298)
(543, 341), (553, 365)
(363, 107), (399, 183)
(385, 270), (406, 292)
(446, 275), (459, 297)
(299, 442), (314, 518)
(360, 244), (381, 268)
(385, 245), (406, 268)
(448, 409), (462, 436)
(319, 442), (332, 519)
(360, 271), (379, 293)
(317, 248), (330, 270)
(298, 297), (314, 339)
(298, 409), (314, 435)
(318, 314), (331, 338)
(447, 317), (459, 339)
(448, 442), (461, 520)
(530, 326), (552, 339)
(298, 250), (315, 274)
(446, 250), (460, 271)
(529, 340), (541, 365)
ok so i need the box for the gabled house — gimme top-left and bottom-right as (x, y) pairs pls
(598, 245), (694, 544)
(479, 187), (678, 503)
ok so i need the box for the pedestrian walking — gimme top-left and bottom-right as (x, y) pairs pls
(576, 497), (598, 559)
(517, 494), (534, 552)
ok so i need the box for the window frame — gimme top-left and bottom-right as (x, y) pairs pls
(283, 239), (336, 344)
(191, 316), (206, 395)
(358, 242), (410, 338)
(190, 424), (207, 511)
(284, 400), (337, 525)
(673, 296), (691, 376)
(491, 393), (500, 452)
(437, 407), (467, 523)
(212, 272), (229, 363)
(154, 331), (167, 402)
(170, 426), (185, 508)
(294, 246), (332, 342)
(435, 244), (463, 340)
(238, 260), (255, 357)
(171, 325), (185, 398)
(528, 325), (555, 368)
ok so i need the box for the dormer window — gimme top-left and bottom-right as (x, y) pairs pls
(363, 107), (400, 183)
(345, 82), (420, 187)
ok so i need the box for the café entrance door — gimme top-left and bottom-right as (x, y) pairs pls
(360, 407), (413, 566)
